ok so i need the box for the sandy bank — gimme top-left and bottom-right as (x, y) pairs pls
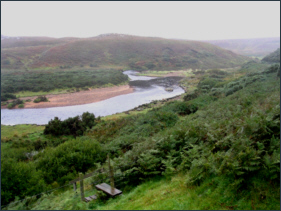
(2, 85), (134, 109)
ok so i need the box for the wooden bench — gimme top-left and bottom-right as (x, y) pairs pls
(96, 183), (122, 197)
(84, 195), (97, 202)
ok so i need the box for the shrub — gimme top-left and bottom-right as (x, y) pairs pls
(82, 112), (96, 129)
(18, 104), (24, 108)
(35, 138), (105, 185)
(210, 88), (224, 96)
(198, 77), (219, 90)
(44, 112), (97, 137)
(7, 103), (15, 109)
(1, 159), (46, 205)
(225, 85), (243, 96)
(7, 99), (24, 109)
(1, 93), (17, 101)
(263, 64), (280, 74)
(33, 96), (48, 103)
(207, 69), (228, 75)
(163, 101), (198, 115)
(1, 96), (7, 101)
(183, 91), (198, 101)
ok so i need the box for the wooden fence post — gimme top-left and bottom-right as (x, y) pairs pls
(73, 182), (77, 194)
(79, 172), (84, 201)
(108, 154), (115, 194)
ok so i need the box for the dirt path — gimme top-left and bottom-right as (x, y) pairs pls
(2, 85), (134, 109)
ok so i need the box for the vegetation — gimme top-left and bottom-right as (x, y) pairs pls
(33, 96), (48, 103)
(1, 60), (280, 209)
(262, 48), (280, 63)
(1, 93), (17, 102)
(6, 99), (24, 109)
(1, 34), (250, 71)
(1, 69), (129, 94)
(44, 112), (97, 137)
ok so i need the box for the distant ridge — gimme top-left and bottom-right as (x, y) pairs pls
(262, 48), (280, 63)
(1, 34), (250, 70)
(202, 37), (280, 57)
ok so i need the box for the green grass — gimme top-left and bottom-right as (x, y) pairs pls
(1, 124), (45, 139)
(14, 89), (70, 98)
(96, 174), (279, 210)
(5, 173), (279, 210)
(137, 69), (195, 77)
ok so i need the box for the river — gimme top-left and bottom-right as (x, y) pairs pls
(1, 70), (185, 125)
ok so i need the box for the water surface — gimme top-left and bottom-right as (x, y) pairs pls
(1, 70), (185, 125)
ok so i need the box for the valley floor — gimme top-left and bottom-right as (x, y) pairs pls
(1, 85), (134, 109)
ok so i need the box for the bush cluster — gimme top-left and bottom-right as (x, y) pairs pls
(1, 93), (17, 101)
(33, 96), (48, 103)
(35, 138), (105, 185)
(44, 112), (96, 137)
(7, 99), (24, 109)
(1, 69), (129, 93)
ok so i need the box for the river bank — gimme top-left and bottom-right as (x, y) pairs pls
(2, 85), (134, 109)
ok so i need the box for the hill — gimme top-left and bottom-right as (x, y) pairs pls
(1, 34), (250, 70)
(1, 62), (280, 209)
(203, 37), (280, 58)
(262, 48), (280, 63)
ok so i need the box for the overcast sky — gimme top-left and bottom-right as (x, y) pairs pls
(1, 1), (280, 40)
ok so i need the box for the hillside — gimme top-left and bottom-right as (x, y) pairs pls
(1, 34), (250, 70)
(203, 37), (280, 58)
(262, 48), (280, 63)
(1, 62), (280, 210)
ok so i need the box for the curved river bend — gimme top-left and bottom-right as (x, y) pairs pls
(1, 70), (185, 125)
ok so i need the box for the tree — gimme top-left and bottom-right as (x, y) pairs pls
(82, 112), (96, 129)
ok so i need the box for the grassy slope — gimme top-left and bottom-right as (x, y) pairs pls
(2, 65), (279, 210)
(1, 125), (45, 139)
(262, 48), (280, 63)
(5, 173), (279, 210)
(1, 34), (250, 70)
(203, 37), (280, 58)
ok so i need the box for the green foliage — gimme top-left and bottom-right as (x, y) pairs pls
(162, 101), (198, 115)
(35, 138), (105, 185)
(183, 91), (198, 101)
(81, 112), (96, 129)
(238, 61), (270, 74)
(1, 69), (129, 94)
(44, 112), (96, 137)
(263, 63), (280, 74)
(33, 95), (48, 103)
(6, 98), (24, 109)
(1, 158), (46, 205)
(198, 77), (219, 90)
(1, 93), (17, 101)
